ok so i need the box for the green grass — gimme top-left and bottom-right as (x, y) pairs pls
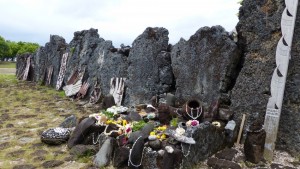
(0, 74), (17, 85)
(0, 62), (16, 68)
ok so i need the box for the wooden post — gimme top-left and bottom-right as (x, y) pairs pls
(264, 0), (298, 161)
(236, 114), (246, 144)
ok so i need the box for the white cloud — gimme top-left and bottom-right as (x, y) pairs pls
(0, 0), (240, 47)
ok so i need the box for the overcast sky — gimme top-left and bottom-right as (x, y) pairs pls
(0, 0), (240, 47)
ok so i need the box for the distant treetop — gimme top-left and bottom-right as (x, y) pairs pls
(0, 35), (39, 61)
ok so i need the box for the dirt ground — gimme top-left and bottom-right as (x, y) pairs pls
(0, 68), (16, 74)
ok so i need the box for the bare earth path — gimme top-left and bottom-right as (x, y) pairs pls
(0, 75), (97, 169)
(0, 68), (16, 74)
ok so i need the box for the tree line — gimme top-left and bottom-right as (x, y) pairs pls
(0, 35), (39, 61)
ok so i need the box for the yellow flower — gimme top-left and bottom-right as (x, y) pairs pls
(150, 132), (156, 136)
(157, 125), (167, 131)
(122, 120), (127, 126)
(156, 135), (161, 139)
(161, 134), (166, 139)
(106, 120), (112, 124)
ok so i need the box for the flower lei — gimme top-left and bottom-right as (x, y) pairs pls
(186, 120), (199, 127)
(106, 105), (128, 115)
(149, 125), (167, 140)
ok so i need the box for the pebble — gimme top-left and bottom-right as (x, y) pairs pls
(148, 135), (157, 141)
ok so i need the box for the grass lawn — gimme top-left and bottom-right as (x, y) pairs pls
(0, 62), (16, 68)
(0, 75), (99, 169)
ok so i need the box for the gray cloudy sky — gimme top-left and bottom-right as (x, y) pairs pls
(0, 0), (240, 47)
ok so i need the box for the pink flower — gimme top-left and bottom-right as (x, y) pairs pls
(125, 127), (132, 133)
(191, 120), (199, 126)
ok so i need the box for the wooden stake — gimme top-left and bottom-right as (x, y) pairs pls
(236, 114), (246, 144)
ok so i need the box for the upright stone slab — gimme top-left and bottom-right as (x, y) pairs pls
(231, 0), (300, 156)
(96, 46), (128, 97)
(16, 53), (33, 80)
(38, 35), (67, 87)
(65, 28), (104, 89)
(32, 46), (47, 82)
(264, 0), (298, 160)
(65, 28), (128, 98)
(125, 27), (171, 106)
(181, 122), (225, 169)
(171, 26), (240, 106)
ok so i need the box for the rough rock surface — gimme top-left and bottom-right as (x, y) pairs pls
(93, 137), (115, 168)
(181, 122), (225, 169)
(64, 28), (103, 87)
(69, 144), (97, 157)
(16, 53), (34, 81)
(207, 157), (241, 169)
(32, 47), (47, 82)
(171, 26), (240, 106)
(38, 35), (67, 87)
(231, 0), (300, 155)
(125, 27), (171, 106)
(64, 28), (128, 98)
(112, 147), (130, 168)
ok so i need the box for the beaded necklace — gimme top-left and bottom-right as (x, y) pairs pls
(128, 136), (145, 168)
(91, 133), (101, 144)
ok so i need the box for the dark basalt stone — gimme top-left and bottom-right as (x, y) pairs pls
(69, 144), (97, 157)
(67, 117), (96, 148)
(59, 114), (77, 128)
(244, 120), (266, 164)
(148, 139), (162, 150)
(171, 25), (241, 106)
(33, 35), (67, 87)
(207, 157), (241, 169)
(42, 160), (64, 168)
(181, 122), (226, 169)
(215, 148), (238, 161)
(125, 27), (171, 106)
(113, 147), (130, 168)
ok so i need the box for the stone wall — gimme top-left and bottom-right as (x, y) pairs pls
(22, 26), (239, 109)
(16, 0), (300, 157)
(231, 0), (300, 156)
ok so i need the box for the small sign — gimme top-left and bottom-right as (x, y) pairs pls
(266, 108), (280, 117)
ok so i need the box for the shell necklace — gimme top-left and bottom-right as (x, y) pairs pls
(185, 104), (202, 120)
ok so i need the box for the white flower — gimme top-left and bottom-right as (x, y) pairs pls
(212, 121), (221, 127)
(186, 120), (199, 127)
(107, 106), (128, 114)
(186, 120), (192, 127)
(175, 127), (185, 136)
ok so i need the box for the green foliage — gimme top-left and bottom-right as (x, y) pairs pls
(102, 110), (115, 119)
(16, 41), (39, 55)
(170, 117), (178, 127)
(0, 36), (10, 60)
(70, 47), (75, 55)
(0, 35), (39, 60)
(132, 120), (147, 132)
